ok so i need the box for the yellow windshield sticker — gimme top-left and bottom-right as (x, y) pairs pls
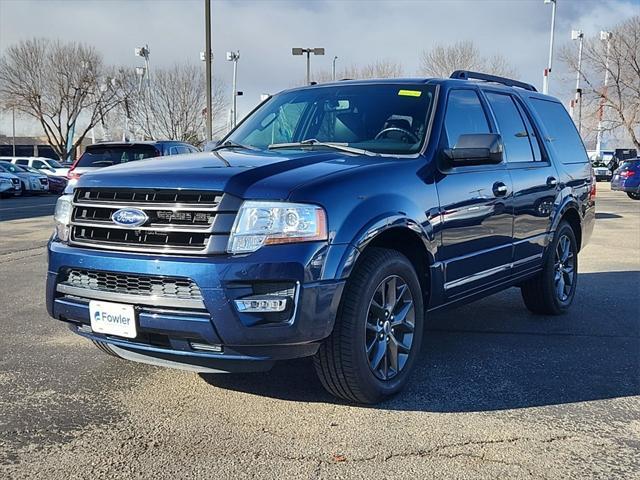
(398, 89), (422, 97)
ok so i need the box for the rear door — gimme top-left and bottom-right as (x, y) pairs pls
(482, 90), (559, 274)
(436, 88), (514, 299)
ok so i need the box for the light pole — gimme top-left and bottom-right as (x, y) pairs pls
(332, 56), (338, 81)
(11, 107), (16, 156)
(542, 0), (557, 95)
(226, 51), (240, 129)
(569, 29), (584, 134)
(292, 47), (325, 85)
(134, 45), (151, 89)
(595, 30), (613, 157)
(204, 0), (213, 141)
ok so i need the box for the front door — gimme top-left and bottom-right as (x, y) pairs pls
(436, 89), (514, 300)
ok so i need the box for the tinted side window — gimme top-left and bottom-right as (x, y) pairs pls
(15, 159), (28, 166)
(529, 99), (588, 164)
(444, 90), (490, 148)
(33, 160), (47, 168)
(485, 92), (534, 163)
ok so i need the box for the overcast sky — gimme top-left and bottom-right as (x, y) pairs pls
(1, 0), (638, 136)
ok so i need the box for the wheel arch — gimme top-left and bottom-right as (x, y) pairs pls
(335, 217), (437, 304)
(552, 200), (583, 252)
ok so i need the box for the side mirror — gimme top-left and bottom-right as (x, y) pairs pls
(444, 133), (504, 166)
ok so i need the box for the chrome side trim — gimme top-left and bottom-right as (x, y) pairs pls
(444, 253), (543, 291)
(56, 283), (206, 310)
(444, 264), (511, 290)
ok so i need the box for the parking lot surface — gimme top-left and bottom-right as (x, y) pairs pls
(0, 185), (638, 479)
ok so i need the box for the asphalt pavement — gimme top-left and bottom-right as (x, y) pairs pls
(0, 185), (638, 479)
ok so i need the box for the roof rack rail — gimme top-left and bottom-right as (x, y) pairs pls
(450, 70), (537, 92)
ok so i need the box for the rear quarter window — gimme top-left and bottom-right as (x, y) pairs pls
(529, 98), (588, 165)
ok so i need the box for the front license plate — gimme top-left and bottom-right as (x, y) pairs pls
(89, 300), (137, 338)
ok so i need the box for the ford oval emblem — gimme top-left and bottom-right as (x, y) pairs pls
(112, 208), (149, 228)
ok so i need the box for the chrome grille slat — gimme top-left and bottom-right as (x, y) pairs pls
(69, 188), (236, 255)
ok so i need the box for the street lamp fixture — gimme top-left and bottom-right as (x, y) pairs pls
(542, 0), (557, 95)
(226, 51), (240, 129)
(332, 56), (338, 81)
(292, 47), (325, 85)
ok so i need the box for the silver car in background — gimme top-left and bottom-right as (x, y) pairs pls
(0, 161), (49, 195)
(0, 172), (21, 198)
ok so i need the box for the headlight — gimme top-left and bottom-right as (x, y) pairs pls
(53, 194), (73, 242)
(228, 201), (328, 254)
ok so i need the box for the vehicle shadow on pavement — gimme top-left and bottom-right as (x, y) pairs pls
(595, 212), (623, 219)
(201, 271), (640, 411)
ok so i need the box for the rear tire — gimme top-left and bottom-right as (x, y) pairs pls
(92, 340), (121, 358)
(314, 248), (424, 404)
(627, 192), (640, 200)
(521, 221), (578, 315)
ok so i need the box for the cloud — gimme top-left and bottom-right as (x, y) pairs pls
(1, 0), (637, 130)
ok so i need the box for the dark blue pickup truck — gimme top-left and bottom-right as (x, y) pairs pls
(48, 71), (595, 403)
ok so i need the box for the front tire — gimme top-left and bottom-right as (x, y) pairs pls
(521, 221), (578, 315)
(627, 192), (640, 200)
(314, 248), (424, 404)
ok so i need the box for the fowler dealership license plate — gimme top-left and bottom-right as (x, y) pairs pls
(89, 300), (137, 338)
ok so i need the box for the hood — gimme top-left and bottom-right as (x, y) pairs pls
(77, 149), (384, 199)
(0, 172), (18, 180)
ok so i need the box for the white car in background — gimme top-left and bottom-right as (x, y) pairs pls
(0, 172), (21, 198)
(0, 161), (49, 195)
(0, 156), (69, 177)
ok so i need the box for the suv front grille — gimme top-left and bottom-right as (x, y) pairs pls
(69, 188), (241, 255)
(57, 269), (205, 310)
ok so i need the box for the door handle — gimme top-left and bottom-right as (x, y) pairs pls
(547, 176), (558, 187)
(492, 182), (508, 197)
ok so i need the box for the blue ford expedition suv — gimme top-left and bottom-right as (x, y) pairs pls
(47, 71), (595, 404)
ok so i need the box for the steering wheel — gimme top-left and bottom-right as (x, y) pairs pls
(374, 127), (419, 143)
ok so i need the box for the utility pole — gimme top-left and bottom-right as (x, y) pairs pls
(542, 0), (557, 95)
(226, 51), (240, 129)
(11, 107), (16, 156)
(204, 0), (213, 141)
(332, 56), (338, 81)
(595, 30), (613, 157)
(292, 47), (325, 85)
(569, 30), (584, 135)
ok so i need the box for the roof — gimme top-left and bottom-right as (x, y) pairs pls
(282, 73), (557, 101)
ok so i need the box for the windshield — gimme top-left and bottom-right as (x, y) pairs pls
(77, 145), (159, 168)
(0, 162), (25, 174)
(47, 159), (63, 168)
(227, 84), (436, 155)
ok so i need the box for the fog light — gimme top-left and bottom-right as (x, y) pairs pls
(234, 296), (288, 313)
(190, 342), (223, 353)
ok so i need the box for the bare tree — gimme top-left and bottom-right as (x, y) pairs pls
(419, 40), (517, 78)
(560, 16), (640, 149)
(130, 63), (227, 144)
(0, 38), (129, 159)
(312, 59), (403, 83)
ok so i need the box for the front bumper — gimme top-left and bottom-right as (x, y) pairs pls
(47, 240), (348, 372)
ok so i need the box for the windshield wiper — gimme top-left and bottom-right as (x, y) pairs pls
(268, 139), (378, 156)
(211, 140), (259, 151)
